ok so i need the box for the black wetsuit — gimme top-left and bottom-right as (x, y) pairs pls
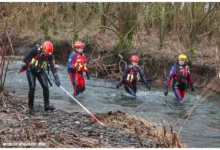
(23, 46), (60, 110)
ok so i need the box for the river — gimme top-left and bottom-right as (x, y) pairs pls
(5, 61), (220, 148)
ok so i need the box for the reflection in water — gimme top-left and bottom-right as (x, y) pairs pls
(5, 61), (220, 148)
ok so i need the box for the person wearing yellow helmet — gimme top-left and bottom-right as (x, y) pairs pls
(164, 54), (194, 103)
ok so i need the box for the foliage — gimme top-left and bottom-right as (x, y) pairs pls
(0, 2), (219, 50)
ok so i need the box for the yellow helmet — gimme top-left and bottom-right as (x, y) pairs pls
(178, 54), (187, 60)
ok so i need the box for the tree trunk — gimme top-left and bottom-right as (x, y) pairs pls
(100, 2), (110, 32)
(159, 3), (165, 50)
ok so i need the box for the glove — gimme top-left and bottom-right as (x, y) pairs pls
(54, 74), (61, 87)
(146, 84), (151, 90)
(67, 68), (73, 73)
(22, 65), (27, 70)
(191, 84), (195, 92)
(19, 65), (27, 73)
(31, 66), (41, 73)
(86, 73), (90, 80)
(164, 86), (168, 96)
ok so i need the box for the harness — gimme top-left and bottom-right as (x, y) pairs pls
(174, 64), (189, 83)
(31, 45), (49, 70)
(71, 52), (88, 72)
(124, 65), (140, 86)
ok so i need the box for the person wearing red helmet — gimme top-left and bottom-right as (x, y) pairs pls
(116, 55), (150, 96)
(22, 41), (61, 115)
(67, 40), (90, 96)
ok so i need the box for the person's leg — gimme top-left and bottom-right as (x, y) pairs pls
(37, 71), (54, 111)
(78, 74), (85, 93)
(26, 69), (36, 114)
(180, 90), (186, 99)
(134, 86), (137, 96)
(124, 84), (136, 96)
(173, 86), (183, 103)
(69, 72), (80, 96)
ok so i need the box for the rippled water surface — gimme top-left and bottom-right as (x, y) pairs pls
(5, 61), (220, 148)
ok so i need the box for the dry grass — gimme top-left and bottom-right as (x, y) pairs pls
(97, 110), (186, 148)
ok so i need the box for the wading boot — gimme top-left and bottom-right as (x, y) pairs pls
(29, 108), (35, 115)
(44, 105), (55, 112)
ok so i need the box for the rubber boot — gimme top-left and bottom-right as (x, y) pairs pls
(29, 107), (35, 115)
(28, 96), (35, 115)
(44, 105), (55, 111)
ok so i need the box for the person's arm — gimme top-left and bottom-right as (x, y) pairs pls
(164, 66), (176, 96)
(67, 53), (76, 70)
(186, 66), (194, 91)
(185, 66), (193, 84)
(137, 66), (150, 90)
(165, 66), (176, 87)
(48, 55), (57, 75)
(137, 66), (148, 85)
(83, 55), (90, 79)
(23, 47), (38, 66)
(83, 55), (88, 72)
(49, 55), (60, 87)
(116, 67), (130, 88)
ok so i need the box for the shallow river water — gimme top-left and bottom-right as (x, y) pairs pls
(5, 61), (220, 148)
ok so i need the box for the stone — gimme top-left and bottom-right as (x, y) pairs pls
(75, 121), (80, 125)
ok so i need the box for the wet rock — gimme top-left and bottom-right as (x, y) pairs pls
(83, 127), (93, 131)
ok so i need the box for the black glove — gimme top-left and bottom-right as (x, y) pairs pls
(86, 72), (90, 80)
(54, 74), (61, 87)
(164, 86), (168, 96)
(116, 83), (121, 88)
(22, 65), (27, 70)
(31, 66), (41, 73)
(67, 68), (73, 73)
(191, 84), (195, 92)
(146, 84), (151, 90)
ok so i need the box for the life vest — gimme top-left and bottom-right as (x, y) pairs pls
(30, 45), (49, 69)
(124, 65), (140, 84)
(174, 64), (190, 83)
(71, 52), (88, 72)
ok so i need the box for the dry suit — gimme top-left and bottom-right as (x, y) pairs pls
(116, 65), (150, 96)
(67, 51), (90, 96)
(23, 45), (60, 113)
(164, 62), (194, 102)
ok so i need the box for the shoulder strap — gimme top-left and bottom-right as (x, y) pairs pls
(174, 64), (180, 71)
(36, 44), (42, 61)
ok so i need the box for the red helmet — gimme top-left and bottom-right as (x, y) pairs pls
(74, 41), (85, 49)
(130, 55), (139, 62)
(42, 41), (53, 56)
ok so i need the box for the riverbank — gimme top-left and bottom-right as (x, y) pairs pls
(0, 90), (186, 148)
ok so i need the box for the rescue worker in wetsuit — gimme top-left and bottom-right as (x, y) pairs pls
(164, 54), (194, 103)
(67, 41), (90, 96)
(23, 41), (61, 115)
(116, 55), (151, 96)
